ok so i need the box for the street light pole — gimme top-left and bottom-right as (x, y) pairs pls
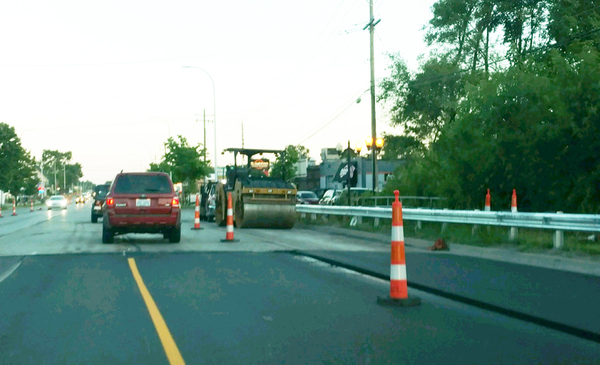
(183, 66), (217, 181)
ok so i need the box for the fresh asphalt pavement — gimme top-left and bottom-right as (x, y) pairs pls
(289, 225), (600, 337)
(0, 202), (599, 364)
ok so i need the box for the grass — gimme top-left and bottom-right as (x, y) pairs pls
(298, 214), (600, 257)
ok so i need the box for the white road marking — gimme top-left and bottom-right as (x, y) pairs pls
(0, 260), (22, 284)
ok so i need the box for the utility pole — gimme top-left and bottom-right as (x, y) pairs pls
(365, 0), (381, 192)
(195, 111), (208, 166)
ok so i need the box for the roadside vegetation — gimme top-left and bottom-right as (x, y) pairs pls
(299, 214), (600, 257)
(1, 123), (90, 199)
(378, 0), (600, 214)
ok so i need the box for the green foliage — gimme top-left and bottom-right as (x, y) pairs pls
(0, 123), (38, 195)
(379, 0), (600, 213)
(379, 54), (467, 143)
(149, 135), (210, 186)
(41, 150), (82, 193)
(379, 132), (424, 161)
(271, 145), (309, 181)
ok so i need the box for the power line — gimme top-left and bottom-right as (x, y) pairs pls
(297, 87), (370, 145)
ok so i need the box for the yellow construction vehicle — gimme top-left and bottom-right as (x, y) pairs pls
(215, 148), (297, 228)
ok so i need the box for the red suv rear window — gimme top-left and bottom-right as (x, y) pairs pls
(113, 174), (173, 194)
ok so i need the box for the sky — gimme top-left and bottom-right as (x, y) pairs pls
(0, 0), (437, 185)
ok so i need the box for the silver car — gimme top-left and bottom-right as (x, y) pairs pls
(46, 195), (68, 210)
(319, 189), (342, 205)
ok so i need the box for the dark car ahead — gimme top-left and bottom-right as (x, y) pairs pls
(91, 184), (111, 223)
(102, 172), (181, 244)
(200, 181), (217, 222)
(297, 191), (319, 205)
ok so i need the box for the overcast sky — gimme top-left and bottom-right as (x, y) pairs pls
(0, 0), (437, 185)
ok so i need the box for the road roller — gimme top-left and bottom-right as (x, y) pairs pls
(215, 148), (297, 229)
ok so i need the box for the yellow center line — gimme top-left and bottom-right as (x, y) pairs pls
(128, 258), (185, 365)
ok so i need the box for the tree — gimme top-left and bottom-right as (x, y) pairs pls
(65, 163), (84, 191)
(148, 135), (210, 189)
(379, 54), (466, 143)
(41, 150), (72, 192)
(548, 0), (600, 54)
(379, 133), (424, 161)
(0, 123), (38, 195)
(270, 145), (309, 181)
(379, 0), (600, 213)
(425, 0), (478, 66)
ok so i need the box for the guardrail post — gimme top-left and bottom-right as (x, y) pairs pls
(553, 211), (564, 249)
(472, 209), (480, 235)
(374, 217), (380, 228)
(509, 226), (518, 241)
(311, 213), (317, 221)
(441, 208), (449, 233)
(414, 208), (422, 233)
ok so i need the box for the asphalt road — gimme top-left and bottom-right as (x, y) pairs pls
(292, 246), (600, 337)
(0, 201), (599, 364)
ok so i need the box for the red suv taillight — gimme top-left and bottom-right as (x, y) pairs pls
(171, 197), (180, 207)
(106, 198), (114, 207)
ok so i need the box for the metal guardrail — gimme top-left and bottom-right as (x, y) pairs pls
(295, 205), (600, 233)
(357, 196), (446, 208)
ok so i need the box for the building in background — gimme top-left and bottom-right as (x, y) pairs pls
(292, 158), (318, 193)
(319, 147), (404, 195)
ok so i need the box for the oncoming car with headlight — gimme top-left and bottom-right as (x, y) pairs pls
(46, 195), (68, 210)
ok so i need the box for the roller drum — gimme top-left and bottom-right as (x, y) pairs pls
(235, 200), (296, 229)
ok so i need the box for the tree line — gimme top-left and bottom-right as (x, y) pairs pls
(148, 135), (309, 191)
(379, 0), (600, 213)
(0, 122), (89, 197)
(0, 123), (308, 199)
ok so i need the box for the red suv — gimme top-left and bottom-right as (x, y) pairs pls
(102, 172), (181, 243)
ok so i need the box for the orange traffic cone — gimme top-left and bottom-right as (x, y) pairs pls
(191, 193), (203, 230)
(428, 238), (449, 251)
(511, 189), (518, 213)
(509, 189), (518, 241)
(30, 201), (34, 212)
(12, 200), (17, 216)
(221, 192), (239, 242)
(0, 202), (3, 218)
(377, 190), (420, 307)
(485, 189), (491, 212)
